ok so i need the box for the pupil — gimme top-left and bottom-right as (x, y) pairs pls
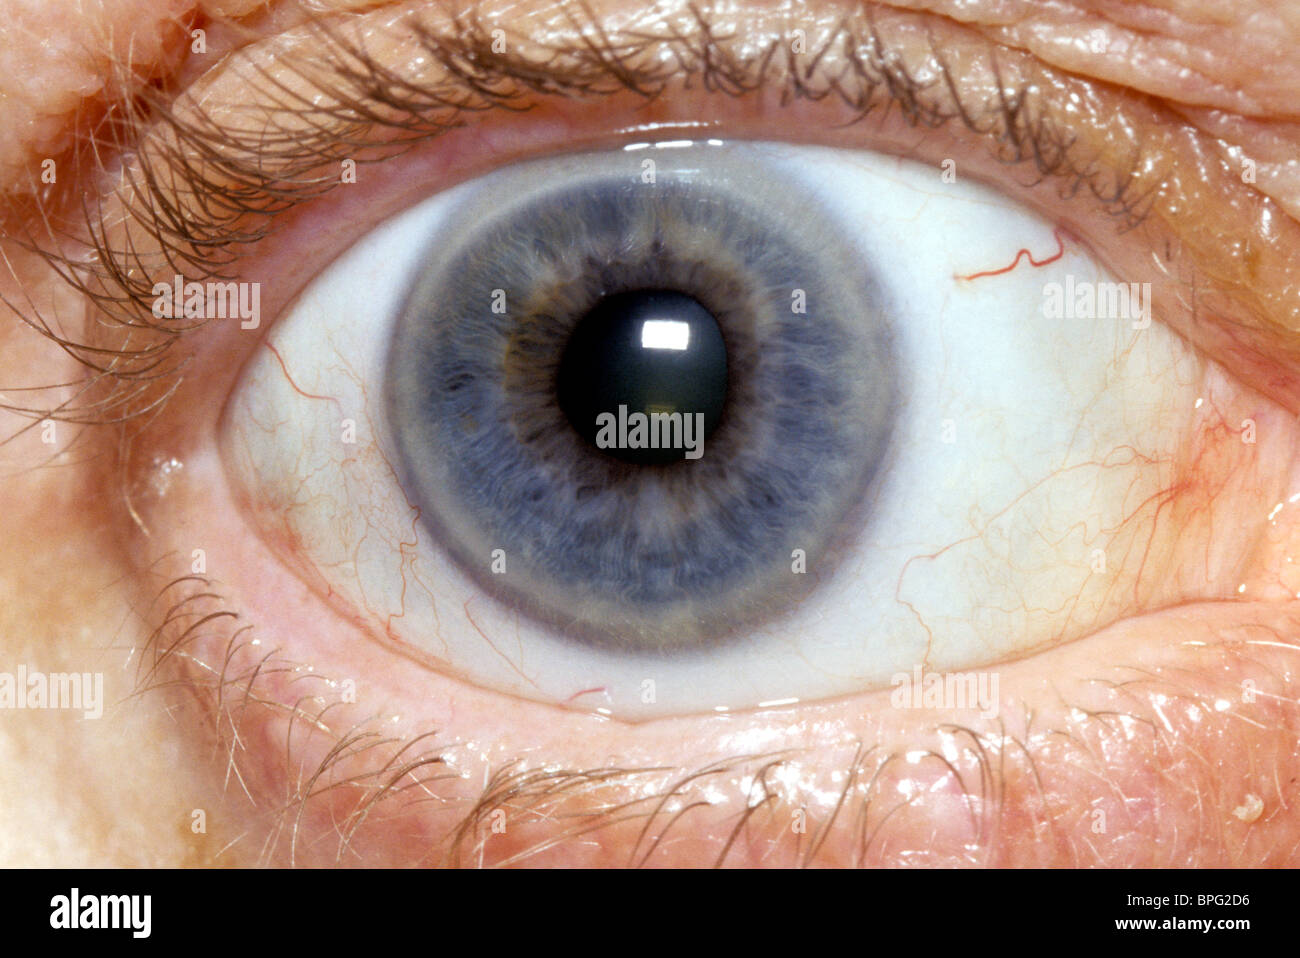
(557, 290), (728, 465)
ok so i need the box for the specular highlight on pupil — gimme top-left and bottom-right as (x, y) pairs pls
(384, 144), (899, 653)
(556, 289), (727, 465)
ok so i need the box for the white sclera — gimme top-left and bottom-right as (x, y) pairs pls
(223, 140), (1202, 719)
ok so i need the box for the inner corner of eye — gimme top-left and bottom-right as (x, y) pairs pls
(215, 138), (1212, 720)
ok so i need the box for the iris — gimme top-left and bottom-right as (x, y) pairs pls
(385, 145), (899, 652)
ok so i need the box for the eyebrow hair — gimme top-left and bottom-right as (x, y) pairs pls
(0, 0), (1157, 431)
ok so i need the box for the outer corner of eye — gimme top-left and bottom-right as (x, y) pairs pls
(218, 137), (1214, 721)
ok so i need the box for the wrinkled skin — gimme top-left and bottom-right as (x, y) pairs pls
(1, 0), (1299, 867)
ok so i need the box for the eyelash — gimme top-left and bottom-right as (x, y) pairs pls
(1, 0), (1156, 431)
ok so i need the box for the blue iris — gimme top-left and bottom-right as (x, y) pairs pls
(385, 146), (899, 653)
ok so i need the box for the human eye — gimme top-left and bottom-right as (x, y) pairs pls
(12, 0), (1300, 866)
(222, 137), (1211, 722)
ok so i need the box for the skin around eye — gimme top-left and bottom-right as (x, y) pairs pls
(2, 0), (1300, 867)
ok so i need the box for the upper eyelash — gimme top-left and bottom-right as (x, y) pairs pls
(0, 0), (1157, 430)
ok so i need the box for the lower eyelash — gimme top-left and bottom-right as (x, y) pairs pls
(138, 570), (805, 867)
(1, 0), (1150, 430)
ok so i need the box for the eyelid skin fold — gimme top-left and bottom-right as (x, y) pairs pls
(10, 0), (1300, 867)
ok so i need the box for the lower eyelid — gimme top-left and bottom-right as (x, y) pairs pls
(125, 511), (1300, 866)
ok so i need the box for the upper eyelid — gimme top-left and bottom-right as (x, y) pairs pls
(14, 6), (1128, 297)
(6, 0), (1294, 427)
